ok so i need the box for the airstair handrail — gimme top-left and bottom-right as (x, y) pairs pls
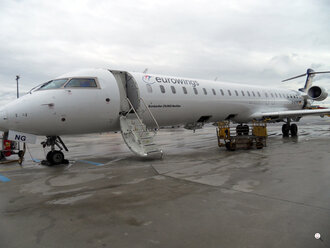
(139, 97), (160, 131)
(125, 98), (147, 132)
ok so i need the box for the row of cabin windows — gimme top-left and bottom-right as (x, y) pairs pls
(147, 85), (299, 99)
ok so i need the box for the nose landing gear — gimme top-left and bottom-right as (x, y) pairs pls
(41, 136), (69, 166)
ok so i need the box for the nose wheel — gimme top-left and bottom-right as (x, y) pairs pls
(41, 136), (69, 166)
(46, 150), (65, 165)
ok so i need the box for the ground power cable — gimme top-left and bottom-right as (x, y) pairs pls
(26, 144), (40, 164)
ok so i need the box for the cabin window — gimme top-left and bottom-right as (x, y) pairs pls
(212, 89), (216, 95)
(235, 90), (238, 96)
(193, 88), (198, 95)
(220, 89), (224, 96)
(265, 92), (268, 97)
(203, 88), (207, 95)
(275, 93), (278, 98)
(182, 87), (187, 94)
(146, 84), (153, 93)
(171, 86), (176, 94)
(257, 91), (261, 97)
(247, 91), (251, 97)
(160, 85), (165, 93)
(252, 91), (256, 97)
(39, 78), (68, 90)
(270, 93), (274, 98)
(241, 90), (245, 96)
(65, 78), (97, 88)
(228, 90), (232, 96)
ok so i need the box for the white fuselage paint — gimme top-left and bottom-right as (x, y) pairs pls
(0, 68), (303, 136)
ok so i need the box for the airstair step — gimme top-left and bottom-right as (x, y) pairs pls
(119, 100), (161, 158)
(143, 143), (156, 147)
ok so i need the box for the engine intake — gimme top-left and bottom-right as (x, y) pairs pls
(307, 86), (328, 101)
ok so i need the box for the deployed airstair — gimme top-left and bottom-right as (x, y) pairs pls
(120, 98), (163, 158)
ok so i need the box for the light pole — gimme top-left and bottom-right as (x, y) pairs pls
(15, 75), (21, 152)
(16, 75), (20, 98)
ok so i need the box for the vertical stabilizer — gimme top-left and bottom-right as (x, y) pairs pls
(300, 68), (315, 92)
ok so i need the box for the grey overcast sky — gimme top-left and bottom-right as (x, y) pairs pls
(1, 0), (330, 105)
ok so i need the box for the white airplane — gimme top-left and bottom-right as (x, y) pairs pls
(0, 68), (329, 165)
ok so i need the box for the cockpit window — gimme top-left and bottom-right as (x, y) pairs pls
(65, 78), (97, 88)
(39, 79), (68, 90)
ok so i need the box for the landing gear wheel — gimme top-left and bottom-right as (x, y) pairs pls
(282, 124), (290, 137)
(46, 151), (53, 163)
(47, 151), (65, 165)
(243, 125), (249, 135)
(290, 124), (298, 137)
(236, 125), (243, 136)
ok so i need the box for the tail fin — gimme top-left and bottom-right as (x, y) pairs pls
(301, 68), (315, 92)
(282, 68), (330, 92)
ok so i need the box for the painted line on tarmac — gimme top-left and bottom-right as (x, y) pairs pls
(0, 174), (11, 182)
(77, 160), (104, 166)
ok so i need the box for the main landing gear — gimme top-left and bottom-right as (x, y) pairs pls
(282, 119), (298, 137)
(41, 136), (69, 166)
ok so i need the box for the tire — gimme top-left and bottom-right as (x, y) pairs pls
(48, 151), (64, 165)
(290, 124), (298, 137)
(18, 150), (24, 159)
(282, 124), (290, 137)
(243, 125), (249, 135)
(236, 125), (243, 136)
(46, 151), (53, 163)
(226, 142), (236, 151)
(230, 143), (236, 151)
(256, 142), (263, 149)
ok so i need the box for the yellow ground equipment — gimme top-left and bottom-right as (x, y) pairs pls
(216, 121), (267, 151)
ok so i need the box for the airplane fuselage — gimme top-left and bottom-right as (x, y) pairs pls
(0, 68), (304, 136)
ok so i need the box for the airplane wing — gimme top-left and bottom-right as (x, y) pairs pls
(251, 109), (330, 120)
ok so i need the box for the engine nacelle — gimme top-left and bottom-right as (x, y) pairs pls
(307, 86), (328, 101)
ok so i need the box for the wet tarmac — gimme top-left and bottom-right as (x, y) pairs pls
(0, 117), (329, 248)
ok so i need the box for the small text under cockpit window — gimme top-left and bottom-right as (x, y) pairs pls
(39, 79), (68, 90)
(65, 78), (97, 88)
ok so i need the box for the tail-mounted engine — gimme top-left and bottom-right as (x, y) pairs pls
(307, 85), (328, 101)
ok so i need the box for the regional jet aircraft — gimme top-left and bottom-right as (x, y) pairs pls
(0, 68), (329, 164)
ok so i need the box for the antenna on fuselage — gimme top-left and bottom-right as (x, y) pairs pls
(282, 68), (330, 92)
(143, 68), (148, 74)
